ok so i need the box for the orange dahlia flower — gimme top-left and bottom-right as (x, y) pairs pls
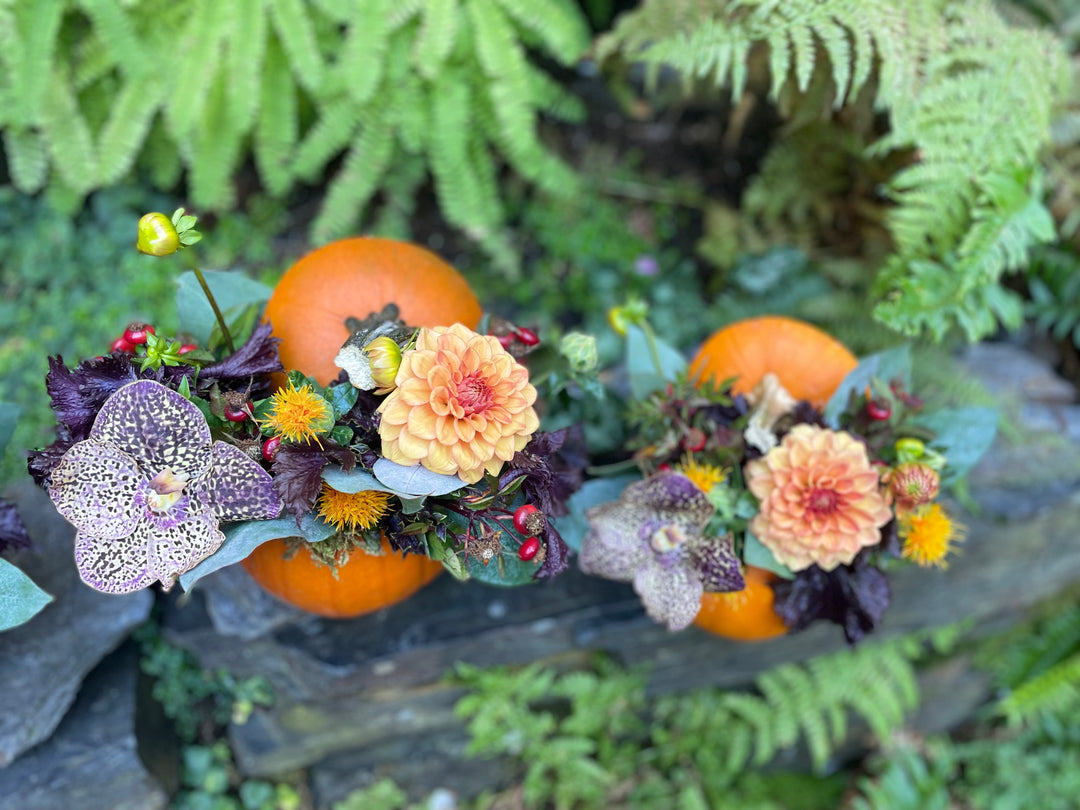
(377, 323), (540, 484)
(745, 424), (892, 572)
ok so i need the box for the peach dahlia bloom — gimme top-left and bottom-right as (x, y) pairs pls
(377, 323), (540, 484)
(745, 424), (892, 572)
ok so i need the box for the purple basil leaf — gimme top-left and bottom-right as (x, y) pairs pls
(271, 444), (330, 525)
(0, 499), (31, 554)
(535, 523), (570, 579)
(199, 321), (283, 387)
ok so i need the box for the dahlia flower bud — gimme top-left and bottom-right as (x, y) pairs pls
(365, 336), (403, 395)
(890, 462), (940, 510)
(136, 212), (180, 256)
(559, 331), (598, 375)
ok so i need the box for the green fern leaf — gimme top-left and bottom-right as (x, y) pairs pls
(139, 116), (183, 190)
(495, 0), (589, 64)
(255, 33), (299, 196)
(223, 0), (268, 136)
(387, 0), (424, 29)
(412, 0), (458, 80)
(267, 0), (324, 93)
(332, 0), (389, 104)
(2, 127), (49, 192)
(187, 69), (242, 210)
(312, 109), (395, 243)
(166, 0), (223, 140)
(292, 96), (362, 181)
(998, 654), (1080, 727)
(41, 66), (98, 194)
(5, 0), (63, 128)
(74, 0), (146, 79)
(95, 71), (167, 184)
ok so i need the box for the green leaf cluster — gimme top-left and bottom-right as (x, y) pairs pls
(0, 0), (590, 265)
(601, 0), (1071, 341)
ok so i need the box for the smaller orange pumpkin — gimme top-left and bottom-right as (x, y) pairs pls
(242, 539), (444, 619)
(694, 566), (788, 641)
(689, 315), (857, 407)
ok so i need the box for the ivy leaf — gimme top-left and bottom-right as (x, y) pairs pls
(913, 407), (998, 483)
(0, 558), (52, 632)
(180, 513), (336, 591)
(625, 324), (686, 399)
(824, 345), (912, 426)
(372, 458), (467, 497)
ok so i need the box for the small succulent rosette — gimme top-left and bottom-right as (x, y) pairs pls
(569, 315), (998, 643)
(28, 212), (597, 602)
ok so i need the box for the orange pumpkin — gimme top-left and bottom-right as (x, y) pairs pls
(243, 539), (444, 619)
(690, 316), (858, 639)
(689, 315), (857, 407)
(244, 238), (482, 617)
(263, 237), (483, 385)
(694, 566), (788, 641)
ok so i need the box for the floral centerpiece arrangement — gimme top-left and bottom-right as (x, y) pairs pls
(27, 211), (595, 617)
(574, 313), (998, 643)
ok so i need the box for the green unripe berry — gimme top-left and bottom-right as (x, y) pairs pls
(136, 212), (180, 256)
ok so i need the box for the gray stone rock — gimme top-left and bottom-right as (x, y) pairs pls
(0, 642), (167, 810)
(958, 342), (1076, 404)
(0, 480), (153, 766)
(196, 563), (311, 640)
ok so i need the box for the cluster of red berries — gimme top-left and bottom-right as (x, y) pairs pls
(512, 503), (544, 561)
(495, 325), (540, 350)
(109, 323), (196, 356)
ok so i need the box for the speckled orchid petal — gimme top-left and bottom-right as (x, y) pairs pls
(145, 511), (224, 591)
(89, 379), (212, 479)
(196, 441), (283, 522)
(48, 440), (143, 541)
(74, 527), (153, 594)
(690, 536), (745, 593)
(634, 558), (705, 631)
(578, 502), (653, 581)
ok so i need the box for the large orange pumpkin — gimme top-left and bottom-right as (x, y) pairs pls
(244, 238), (482, 618)
(690, 316), (858, 640)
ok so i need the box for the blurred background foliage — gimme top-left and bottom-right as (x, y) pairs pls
(3, 1), (1080, 804)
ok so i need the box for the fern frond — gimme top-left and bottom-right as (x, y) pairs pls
(254, 33), (298, 196)
(998, 654), (1080, 727)
(73, 0), (146, 79)
(41, 65), (97, 194)
(5, 0), (63, 128)
(2, 127), (49, 192)
(292, 96), (362, 181)
(187, 70), (242, 210)
(495, 0), (590, 63)
(139, 115), (183, 190)
(412, 0), (459, 80)
(223, 0), (268, 137)
(267, 0), (324, 93)
(333, 0), (389, 104)
(311, 108), (395, 243)
(95, 71), (167, 184)
(165, 0), (223, 140)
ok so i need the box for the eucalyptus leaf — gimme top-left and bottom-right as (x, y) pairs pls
(742, 532), (794, 580)
(0, 402), (19, 458)
(0, 558), (53, 632)
(824, 346), (912, 426)
(176, 269), (273, 346)
(553, 475), (640, 553)
(464, 542), (539, 586)
(372, 458), (467, 497)
(626, 324), (686, 399)
(179, 514), (337, 591)
(322, 466), (391, 494)
(913, 407), (998, 483)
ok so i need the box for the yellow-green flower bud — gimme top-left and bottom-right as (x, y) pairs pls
(365, 336), (403, 395)
(607, 299), (649, 337)
(895, 438), (926, 465)
(136, 212), (180, 256)
(559, 332), (598, 375)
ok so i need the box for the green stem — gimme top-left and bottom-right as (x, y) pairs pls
(193, 267), (235, 354)
(639, 320), (665, 381)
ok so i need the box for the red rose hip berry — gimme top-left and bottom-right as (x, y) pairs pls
(512, 504), (545, 537)
(262, 436), (282, 462)
(518, 537), (541, 562)
(866, 400), (892, 421)
(110, 336), (136, 354)
(123, 323), (155, 345)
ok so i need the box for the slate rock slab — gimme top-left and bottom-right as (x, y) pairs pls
(0, 641), (167, 810)
(0, 480), (153, 766)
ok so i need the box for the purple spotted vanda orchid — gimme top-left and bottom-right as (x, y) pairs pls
(47, 379), (282, 594)
(579, 471), (744, 631)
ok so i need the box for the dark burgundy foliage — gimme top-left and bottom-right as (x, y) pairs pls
(27, 424), (75, 487)
(384, 511), (428, 556)
(501, 427), (587, 518)
(44, 354), (138, 442)
(272, 442), (355, 524)
(345, 389), (383, 436)
(0, 499), (31, 554)
(790, 401), (827, 427)
(535, 523), (570, 579)
(199, 322), (283, 395)
(772, 556), (891, 645)
(701, 393), (749, 426)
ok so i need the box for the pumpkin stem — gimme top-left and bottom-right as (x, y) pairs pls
(192, 266), (236, 354)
